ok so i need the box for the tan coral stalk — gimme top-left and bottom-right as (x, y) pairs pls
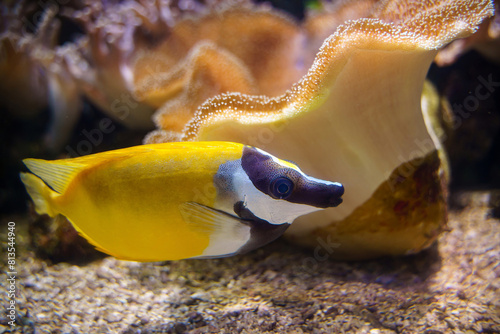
(143, 7), (304, 97)
(172, 0), (493, 259)
(134, 6), (306, 139)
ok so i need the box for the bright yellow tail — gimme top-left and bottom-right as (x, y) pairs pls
(19, 172), (58, 217)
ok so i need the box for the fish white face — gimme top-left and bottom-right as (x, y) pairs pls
(206, 145), (343, 257)
(214, 146), (344, 225)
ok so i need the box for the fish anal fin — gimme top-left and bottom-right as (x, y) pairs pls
(23, 159), (85, 194)
(59, 216), (125, 259)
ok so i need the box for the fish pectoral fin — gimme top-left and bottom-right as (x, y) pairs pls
(179, 202), (251, 258)
(179, 202), (245, 235)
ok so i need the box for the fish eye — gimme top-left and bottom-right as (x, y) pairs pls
(270, 176), (294, 199)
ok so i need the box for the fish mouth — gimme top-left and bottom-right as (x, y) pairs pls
(329, 197), (343, 207)
(328, 183), (344, 207)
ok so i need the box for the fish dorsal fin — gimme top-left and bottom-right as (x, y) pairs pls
(179, 202), (251, 258)
(23, 159), (85, 194)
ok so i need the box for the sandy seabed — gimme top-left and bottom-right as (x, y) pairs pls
(1, 191), (499, 334)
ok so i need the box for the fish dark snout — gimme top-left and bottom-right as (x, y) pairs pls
(285, 177), (344, 209)
(292, 180), (344, 208)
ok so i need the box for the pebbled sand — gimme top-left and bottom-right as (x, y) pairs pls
(1, 191), (499, 333)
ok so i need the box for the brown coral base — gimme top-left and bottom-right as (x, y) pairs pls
(289, 151), (448, 260)
(1, 191), (499, 333)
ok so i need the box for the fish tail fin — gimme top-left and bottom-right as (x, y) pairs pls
(20, 172), (59, 217)
(22, 158), (84, 194)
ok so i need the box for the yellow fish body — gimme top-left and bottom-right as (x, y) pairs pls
(20, 142), (344, 261)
